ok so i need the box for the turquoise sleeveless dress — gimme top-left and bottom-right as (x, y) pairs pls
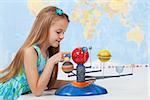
(0, 44), (46, 100)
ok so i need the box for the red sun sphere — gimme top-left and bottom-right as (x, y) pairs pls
(72, 47), (89, 64)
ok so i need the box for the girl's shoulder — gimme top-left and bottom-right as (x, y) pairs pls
(24, 46), (37, 55)
(24, 46), (38, 61)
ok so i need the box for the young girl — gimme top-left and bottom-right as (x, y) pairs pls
(0, 6), (72, 99)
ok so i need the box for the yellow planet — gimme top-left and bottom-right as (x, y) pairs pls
(97, 50), (112, 62)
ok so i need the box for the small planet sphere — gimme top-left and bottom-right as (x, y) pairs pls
(62, 62), (74, 73)
(97, 50), (111, 62)
(64, 57), (70, 62)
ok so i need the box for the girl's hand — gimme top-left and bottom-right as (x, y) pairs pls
(48, 52), (70, 64)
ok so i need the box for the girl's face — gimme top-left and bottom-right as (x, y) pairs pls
(48, 18), (69, 47)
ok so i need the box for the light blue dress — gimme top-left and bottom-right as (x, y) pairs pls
(0, 44), (46, 100)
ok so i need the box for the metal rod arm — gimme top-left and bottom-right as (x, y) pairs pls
(85, 70), (101, 73)
(85, 73), (133, 80)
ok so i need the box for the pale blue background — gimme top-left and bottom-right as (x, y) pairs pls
(0, 0), (149, 69)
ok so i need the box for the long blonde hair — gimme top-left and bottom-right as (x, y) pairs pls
(0, 6), (70, 85)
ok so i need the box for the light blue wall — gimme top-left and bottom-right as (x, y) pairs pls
(0, 0), (149, 69)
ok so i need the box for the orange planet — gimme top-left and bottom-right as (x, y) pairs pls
(97, 50), (111, 62)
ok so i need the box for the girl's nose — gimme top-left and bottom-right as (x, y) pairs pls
(60, 33), (64, 39)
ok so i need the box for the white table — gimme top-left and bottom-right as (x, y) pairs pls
(19, 67), (149, 100)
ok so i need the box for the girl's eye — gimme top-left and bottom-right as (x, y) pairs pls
(57, 31), (64, 34)
(56, 32), (61, 34)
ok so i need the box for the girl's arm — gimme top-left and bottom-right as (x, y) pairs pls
(24, 47), (54, 96)
(23, 47), (68, 96)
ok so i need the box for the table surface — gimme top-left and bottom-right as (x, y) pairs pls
(19, 67), (149, 100)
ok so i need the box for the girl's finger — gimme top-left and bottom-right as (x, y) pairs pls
(62, 52), (71, 55)
(59, 59), (64, 62)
